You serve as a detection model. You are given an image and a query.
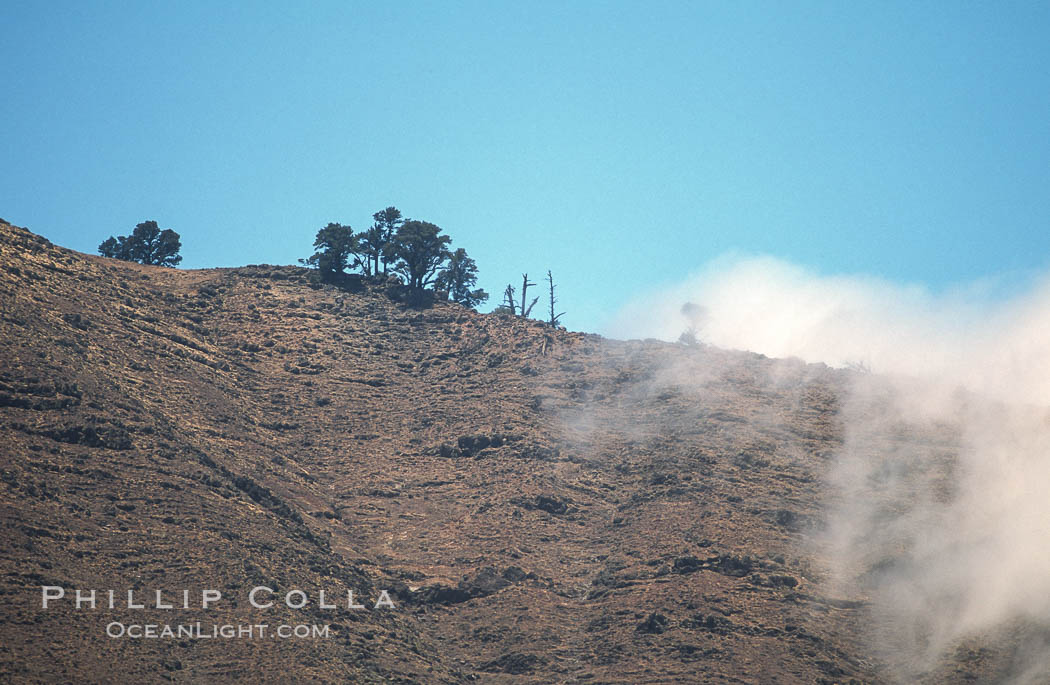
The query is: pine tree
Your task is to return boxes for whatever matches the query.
[436,248,488,308]
[98,221,182,267]
[388,220,451,289]
[302,223,361,279]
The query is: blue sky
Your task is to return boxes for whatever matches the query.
[3,1,1049,333]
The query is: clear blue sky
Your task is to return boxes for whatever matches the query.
[3,1,1049,333]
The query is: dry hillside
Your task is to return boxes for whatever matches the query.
[0,220,1010,683]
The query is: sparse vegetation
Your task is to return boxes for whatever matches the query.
[495,271,563,323]
[3,220,924,684]
[495,284,517,315]
[300,209,486,307]
[360,206,403,276]
[98,221,182,267]
[388,219,452,290]
[546,270,564,328]
[678,327,699,346]
[845,359,872,374]
[300,223,361,280]
[436,248,488,308]
[519,273,539,318]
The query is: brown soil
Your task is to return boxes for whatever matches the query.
[0,220,998,683]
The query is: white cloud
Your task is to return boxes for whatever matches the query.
[609,256,1050,681]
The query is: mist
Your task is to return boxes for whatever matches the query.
[609,256,1050,682]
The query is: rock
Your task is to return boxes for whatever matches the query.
[637,612,670,634]
[416,585,473,605]
[513,494,571,515]
[713,554,754,577]
[768,574,798,588]
[686,613,734,635]
[458,434,491,456]
[672,556,703,575]
[480,652,546,674]
[460,566,510,597]
[502,565,527,582]
[773,508,808,532]
[413,566,514,606]
[32,419,132,450]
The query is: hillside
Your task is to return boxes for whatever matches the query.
[0,219,1005,683]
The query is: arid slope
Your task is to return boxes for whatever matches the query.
[0,220,942,683]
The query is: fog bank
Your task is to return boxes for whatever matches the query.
[611,256,1050,682]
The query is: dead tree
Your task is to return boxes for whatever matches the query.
[501,284,517,315]
[520,273,539,318]
[546,270,565,328]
